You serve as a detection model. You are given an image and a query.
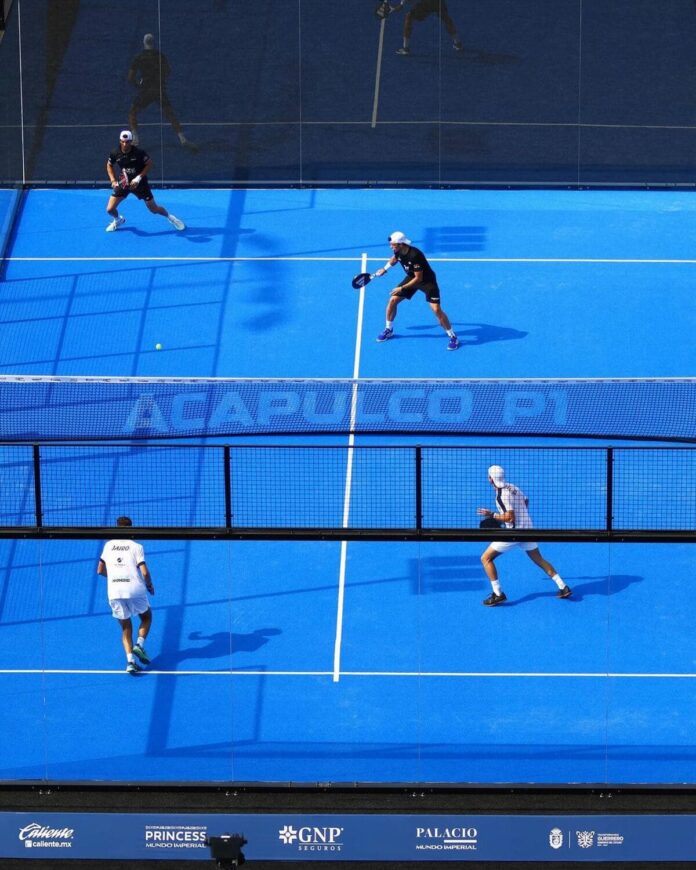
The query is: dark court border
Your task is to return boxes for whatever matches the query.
[1,783,696,870]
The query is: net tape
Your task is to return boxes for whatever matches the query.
[0,376,693,442]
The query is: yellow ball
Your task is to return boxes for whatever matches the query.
[155,343,162,350]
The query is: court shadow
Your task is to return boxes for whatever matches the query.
[507,574,642,607]
[408,555,483,596]
[464,48,520,66]
[151,627,282,668]
[119,225,255,242]
[405,322,527,345]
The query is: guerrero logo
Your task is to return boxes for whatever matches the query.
[278,825,344,852]
[415,826,478,852]
[549,828,564,849]
[19,822,74,849]
[144,824,208,850]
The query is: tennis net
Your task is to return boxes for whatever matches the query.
[0,376,693,442]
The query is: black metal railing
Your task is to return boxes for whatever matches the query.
[0,443,693,542]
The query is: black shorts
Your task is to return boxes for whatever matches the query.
[394,278,441,304]
[130,86,174,114]
[112,180,154,202]
[410,0,449,21]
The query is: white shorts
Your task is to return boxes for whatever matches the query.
[109,595,150,620]
[489,540,538,554]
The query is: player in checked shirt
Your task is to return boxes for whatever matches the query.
[105,129,185,233]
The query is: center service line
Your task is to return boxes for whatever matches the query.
[332,252,368,684]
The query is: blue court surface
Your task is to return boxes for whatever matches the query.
[0,188,694,785]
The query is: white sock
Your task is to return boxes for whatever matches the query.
[127,653,135,663]
[491,580,502,595]
[447,329,455,337]
[402,38,410,49]
[551,573,565,589]
[135,636,144,649]
[386,320,394,329]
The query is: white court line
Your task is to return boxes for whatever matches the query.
[9,256,696,264]
[332,253,368,684]
[2,669,696,678]
[371,17,387,128]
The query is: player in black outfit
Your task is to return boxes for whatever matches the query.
[105,130,185,233]
[127,33,197,151]
[392,0,463,56]
[374,231,460,350]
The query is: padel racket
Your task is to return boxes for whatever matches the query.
[117,167,130,191]
[351,272,375,289]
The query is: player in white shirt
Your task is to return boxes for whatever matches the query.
[477,465,571,607]
[97,516,155,674]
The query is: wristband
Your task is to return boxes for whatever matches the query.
[383,262,392,271]
[133,175,142,184]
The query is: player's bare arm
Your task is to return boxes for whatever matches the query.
[477,507,515,524]
[140,562,155,595]
[106,162,118,189]
[129,158,153,190]
[397,265,422,291]
[375,254,398,278]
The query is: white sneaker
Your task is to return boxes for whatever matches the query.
[105,216,126,232]
[167,214,185,231]
[396,46,410,55]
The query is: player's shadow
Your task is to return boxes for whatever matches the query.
[462,48,520,65]
[118,226,255,243]
[505,574,642,607]
[406,322,527,345]
[152,627,282,668]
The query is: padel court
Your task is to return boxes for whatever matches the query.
[0,187,694,785]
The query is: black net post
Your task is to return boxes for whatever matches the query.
[606,447,614,532]
[32,444,42,528]
[415,444,423,531]
[224,445,232,529]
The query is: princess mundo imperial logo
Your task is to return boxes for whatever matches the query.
[415,825,478,852]
[18,822,74,849]
[144,824,208,850]
[278,824,344,853]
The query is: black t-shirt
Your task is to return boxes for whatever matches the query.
[108,145,150,182]
[128,49,170,88]
[395,245,437,285]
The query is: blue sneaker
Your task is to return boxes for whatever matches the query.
[447,335,460,351]
[377,328,394,342]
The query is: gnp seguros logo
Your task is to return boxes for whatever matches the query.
[18,822,74,849]
[278,824,344,852]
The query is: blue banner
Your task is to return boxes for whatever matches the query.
[2,812,696,861]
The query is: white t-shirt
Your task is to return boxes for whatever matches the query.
[495,484,533,529]
[100,539,147,600]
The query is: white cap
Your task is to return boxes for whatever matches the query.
[388,231,411,245]
[488,465,506,486]
[143,33,155,48]
[119,130,133,142]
